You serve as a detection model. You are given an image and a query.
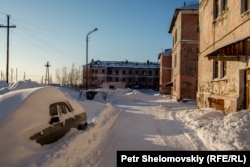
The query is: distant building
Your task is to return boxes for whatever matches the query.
[168,3,199,100]
[158,49,172,94]
[197,0,250,114]
[83,60,160,89]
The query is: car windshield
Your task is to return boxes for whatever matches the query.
[49,102,73,116]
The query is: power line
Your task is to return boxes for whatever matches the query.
[12,16,82,41]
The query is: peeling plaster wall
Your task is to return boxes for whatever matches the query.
[197,58,247,114]
[198,0,250,114]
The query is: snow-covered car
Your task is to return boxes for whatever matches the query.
[30,100,87,145]
[0,86,87,146]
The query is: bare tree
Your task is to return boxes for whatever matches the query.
[68,63,82,87]
[54,63,82,87]
[55,68,61,85]
[49,75,53,84]
[61,66,68,86]
[75,65,81,86]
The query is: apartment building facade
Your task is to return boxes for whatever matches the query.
[158,49,172,94]
[83,60,160,89]
[197,0,250,114]
[168,3,199,100]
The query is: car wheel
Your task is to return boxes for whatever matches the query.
[77,122,88,130]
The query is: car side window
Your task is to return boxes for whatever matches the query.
[49,104,58,116]
[49,102,73,124]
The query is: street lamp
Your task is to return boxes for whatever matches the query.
[85,28,98,90]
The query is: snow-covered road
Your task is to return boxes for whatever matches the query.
[81,98,206,167]
[1,84,249,167]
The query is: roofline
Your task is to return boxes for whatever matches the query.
[168,6,199,33]
[158,49,172,59]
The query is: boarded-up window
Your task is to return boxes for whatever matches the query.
[213,60,219,79]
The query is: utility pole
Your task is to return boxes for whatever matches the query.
[0,15,16,84]
[45,61,51,85]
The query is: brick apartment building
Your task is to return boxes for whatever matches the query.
[83,60,160,89]
[158,49,172,94]
[197,0,250,114]
[168,3,199,100]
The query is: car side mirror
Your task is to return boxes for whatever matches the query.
[49,117,59,124]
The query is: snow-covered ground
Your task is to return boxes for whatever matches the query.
[0,80,250,167]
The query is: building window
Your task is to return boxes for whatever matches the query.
[221,0,227,11]
[197,20,199,33]
[172,36,175,47]
[108,70,112,75]
[213,60,219,79]
[116,70,119,75]
[213,61,227,79]
[174,30,177,45]
[155,70,158,75]
[102,69,105,73]
[241,0,250,13]
[222,61,227,78]
[174,54,177,67]
[213,0,219,19]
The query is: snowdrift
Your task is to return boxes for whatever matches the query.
[9,79,40,91]
[107,89,161,104]
[0,79,40,95]
[0,86,86,167]
[177,108,250,150]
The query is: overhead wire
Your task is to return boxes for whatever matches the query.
[2,14,83,64]
[0,10,85,72]
[12,17,82,41]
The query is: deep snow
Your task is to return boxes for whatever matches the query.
[0,80,250,167]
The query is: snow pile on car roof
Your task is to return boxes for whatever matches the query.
[9,79,40,91]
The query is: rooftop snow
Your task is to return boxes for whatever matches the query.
[86,60,160,69]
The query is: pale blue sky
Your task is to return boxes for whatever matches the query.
[0,0,197,83]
